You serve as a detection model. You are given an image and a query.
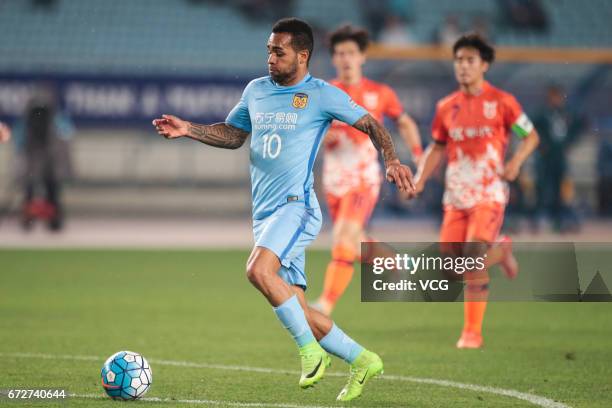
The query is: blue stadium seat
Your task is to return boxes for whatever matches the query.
[0,0,609,75]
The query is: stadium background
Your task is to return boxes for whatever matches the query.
[0,0,611,231]
[1,1,612,407]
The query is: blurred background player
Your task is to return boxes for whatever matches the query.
[153,18,414,401]
[12,83,75,231]
[311,24,422,316]
[532,84,586,233]
[0,122,10,143]
[409,34,539,349]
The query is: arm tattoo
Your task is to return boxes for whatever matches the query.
[187,122,249,149]
[353,114,399,164]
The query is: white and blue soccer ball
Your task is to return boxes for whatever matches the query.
[101,351,152,400]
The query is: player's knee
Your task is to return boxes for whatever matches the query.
[334,221,360,239]
[246,261,268,287]
[333,224,361,257]
[331,241,357,263]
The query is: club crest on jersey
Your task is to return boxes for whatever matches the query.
[483,101,497,119]
[292,93,309,109]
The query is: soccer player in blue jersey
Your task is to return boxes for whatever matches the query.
[153,18,414,402]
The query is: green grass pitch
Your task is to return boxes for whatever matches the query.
[1,249,610,407]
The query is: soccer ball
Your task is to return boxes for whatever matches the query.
[101,351,152,400]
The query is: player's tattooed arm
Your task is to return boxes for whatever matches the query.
[153,114,248,149]
[187,122,249,149]
[352,114,415,192]
[352,114,399,165]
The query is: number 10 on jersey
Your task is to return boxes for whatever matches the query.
[262,133,282,159]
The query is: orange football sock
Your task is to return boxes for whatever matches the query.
[463,301,487,334]
[463,283,489,334]
[321,243,356,305]
[463,267,490,334]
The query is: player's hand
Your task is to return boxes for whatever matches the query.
[385,159,415,193]
[0,122,10,143]
[402,176,424,200]
[502,159,521,182]
[152,114,189,139]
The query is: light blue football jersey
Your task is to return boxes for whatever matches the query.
[225,73,368,220]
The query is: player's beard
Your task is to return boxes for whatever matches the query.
[270,59,299,86]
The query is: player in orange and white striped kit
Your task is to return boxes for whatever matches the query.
[311,25,423,316]
[410,34,539,348]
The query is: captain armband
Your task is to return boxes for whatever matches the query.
[511,113,534,138]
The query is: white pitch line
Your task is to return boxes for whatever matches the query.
[1,352,570,408]
[71,393,338,408]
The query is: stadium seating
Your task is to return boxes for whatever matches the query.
[0,0,271,74]
[0,0,610,75]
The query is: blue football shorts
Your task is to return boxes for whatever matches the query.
[253,202,322,290]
